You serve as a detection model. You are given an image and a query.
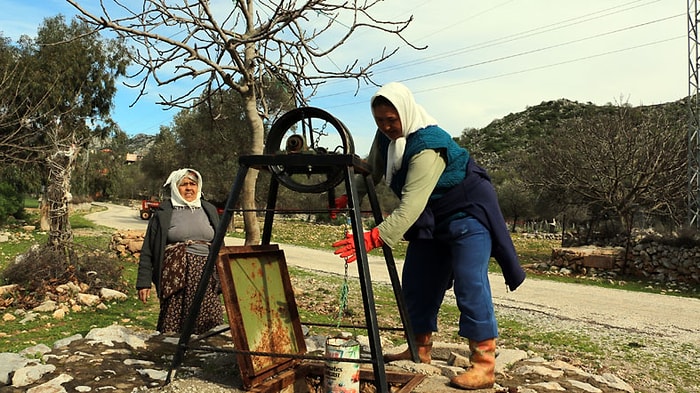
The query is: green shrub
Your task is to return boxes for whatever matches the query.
[0,182,23,224]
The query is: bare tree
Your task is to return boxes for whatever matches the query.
[66,0,421,245]
[45,128,79,245]
[524,104,687,233]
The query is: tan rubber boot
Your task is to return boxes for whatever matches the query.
[383,332,433,364]
[449,338,496,390]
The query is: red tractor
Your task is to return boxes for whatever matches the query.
[139,199,161,220]
[140,199,224,220]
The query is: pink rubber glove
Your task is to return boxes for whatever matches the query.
[332,227,383,263]
[329,194,348,219]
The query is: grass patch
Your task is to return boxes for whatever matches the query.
[511,235,560,265]
[0,296,155,353]
[500,316,603,356]
[70,214,97,229]
[0,232,47,273]
[23,198,40,209]
[0,204,160,352]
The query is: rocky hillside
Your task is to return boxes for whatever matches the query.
[125,133,157,157]
[455,97,688,157]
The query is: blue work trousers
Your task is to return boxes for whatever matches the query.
[401,216,498,342]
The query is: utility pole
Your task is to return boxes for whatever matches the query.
[688,0,700,227]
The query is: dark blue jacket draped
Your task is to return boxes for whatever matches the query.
[379,128,526,291]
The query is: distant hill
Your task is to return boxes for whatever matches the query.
[456,97,688,157]
[125,133,156,157]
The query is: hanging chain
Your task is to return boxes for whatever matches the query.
[336,260,350,328]
[336,214,351,328]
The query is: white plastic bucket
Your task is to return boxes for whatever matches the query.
[324,337,360,393]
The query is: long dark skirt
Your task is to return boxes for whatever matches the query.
[158,246,223,335]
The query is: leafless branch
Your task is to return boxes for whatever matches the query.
[65,0,423,246]
[65,0,422,114]
[527,104,687,226]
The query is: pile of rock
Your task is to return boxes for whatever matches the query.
[0,283,128,323]
[0,324,161,392]
[628,240,700,284]
[0,229,38,244]
[111,230,145,259]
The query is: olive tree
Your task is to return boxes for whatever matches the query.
[0,36,49,165]
[66,0,421,245]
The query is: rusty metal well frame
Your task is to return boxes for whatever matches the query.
[166,108,418,393]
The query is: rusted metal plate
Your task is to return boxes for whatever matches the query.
[216,245,306,389]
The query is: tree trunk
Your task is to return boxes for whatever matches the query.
[242,168,260,245]
[46,144,79,248]
[241,92,264,246]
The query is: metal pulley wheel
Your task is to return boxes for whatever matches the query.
[264,107,355,193]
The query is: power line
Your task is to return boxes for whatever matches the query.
[316,0,685,102]
[414,36,681,94]
[372,0,661,76]
[401,14,682,83]
[377,0,668,77]
[113,1,682,132]
[318,35,680,110]
[412,0,517,44]
[312,0,668,99]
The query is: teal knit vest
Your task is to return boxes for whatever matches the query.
[380,125,470,198]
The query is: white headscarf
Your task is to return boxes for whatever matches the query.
[163,168,203,209]
[371,82,437,184]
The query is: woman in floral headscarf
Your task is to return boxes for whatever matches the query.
[136,168,223,335]
[332,82,525,390]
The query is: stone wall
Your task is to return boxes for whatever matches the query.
[549,242,700,285]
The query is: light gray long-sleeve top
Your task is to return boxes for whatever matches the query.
[356,134,446,247]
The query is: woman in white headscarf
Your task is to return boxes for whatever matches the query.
[332,82,525,390]
[136,168,223,335]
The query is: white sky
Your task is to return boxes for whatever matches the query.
[0,0,687,155]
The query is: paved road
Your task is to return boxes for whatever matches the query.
[86,202,700,346]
